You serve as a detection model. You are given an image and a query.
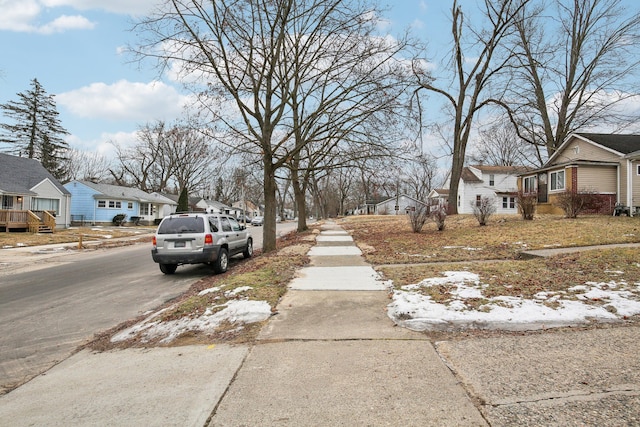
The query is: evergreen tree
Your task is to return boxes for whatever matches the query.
[177,187,189,212]
[0,78,70,180]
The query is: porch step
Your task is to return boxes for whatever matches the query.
[37,225,53,234]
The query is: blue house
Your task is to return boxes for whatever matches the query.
[64,180,177,226]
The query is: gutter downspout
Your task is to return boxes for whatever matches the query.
[627,159,634,217]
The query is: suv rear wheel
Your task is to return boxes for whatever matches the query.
[159,263,178,275]
[213,248,229,274]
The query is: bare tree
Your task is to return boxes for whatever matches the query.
[110,120,217,195]
[165,124,217,196]
[501,0,640,158]
[282,5,415,230]
[401,154,440,201]
[64,149,113,182]
[110,121,175,192]
[469,120,541,166]
[133,0,415,251]
[414,0,528,214]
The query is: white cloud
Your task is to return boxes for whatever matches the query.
[38,14,94,33]
[0,0,95,33]
[40,0,161,16]
[66,131,137,156]
[411,19,424,30]
[0,0,43,32]
[0,0,159,33]
[57,80,189,121]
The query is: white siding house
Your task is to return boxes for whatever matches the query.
[441,165,527,214]
[375,194,426,215]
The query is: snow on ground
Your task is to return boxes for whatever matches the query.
[111,286,272,344]
[111,270,640,344]
[387,271,640,332]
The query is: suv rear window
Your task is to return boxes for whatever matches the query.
[157,217,205,234]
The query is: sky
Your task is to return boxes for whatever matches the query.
[0,0,451,159]
[2,0,640,162]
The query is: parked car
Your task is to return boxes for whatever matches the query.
[251,216,264,226]
[151,212,253,275]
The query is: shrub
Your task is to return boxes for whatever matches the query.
[517,190,537,220]
[471,196,496,226]
[430,203,447,231]
[112,213,127,226]
[407,204,430,233]
[554,189,599,218]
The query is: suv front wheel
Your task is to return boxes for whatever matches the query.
[213,248,229,274]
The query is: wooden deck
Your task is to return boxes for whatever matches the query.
[0,210,56,233]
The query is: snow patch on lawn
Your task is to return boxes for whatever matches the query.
[388,271,640,332]
[111,300,272,344]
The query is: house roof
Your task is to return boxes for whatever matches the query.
[200,199,230,210]
[574,133,640,155]
[471,165,531,174]
[0,153,70,196]
[148,192,178,205]
[531,132,640,172]
[461,167,482,182]
[77,180,155,202]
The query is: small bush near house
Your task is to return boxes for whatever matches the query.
[430,204,447,231]
[407,205,430,233]
[471,196,496,226]
[554,189,599,219]
[112,213,127,226]
[517,190,536,220]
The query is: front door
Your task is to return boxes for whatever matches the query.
[537,173,548,203]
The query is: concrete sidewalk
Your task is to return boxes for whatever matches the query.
[1,222,639,426]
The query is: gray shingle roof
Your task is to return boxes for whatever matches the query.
[0,153,70,195]
[78,180,154,201]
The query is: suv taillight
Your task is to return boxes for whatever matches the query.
[204,234,213,245]
[152,236,157,248]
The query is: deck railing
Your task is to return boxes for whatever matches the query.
[0,209,55,232]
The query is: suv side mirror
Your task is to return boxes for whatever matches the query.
[239,225,246,231]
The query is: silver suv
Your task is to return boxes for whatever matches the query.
[151,212,253,275]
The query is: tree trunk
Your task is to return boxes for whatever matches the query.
[262,161,278,253]
[291,169,308,232]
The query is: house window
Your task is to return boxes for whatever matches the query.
[140,203,150,216]
[489,174,495,186]
[475,195,482,207]
[523,176,536,194]
[127,202,133,209]
[108,201,122,209]
[98,200,106,208]
[2,195,14,209]
[637,164,640,175]
[550,170,565,191]
[31,198,59,214]
[502,197,515,209]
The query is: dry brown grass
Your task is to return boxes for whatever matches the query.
[0,226,155,248]
[341,214,640,313]
[341,214,640,264]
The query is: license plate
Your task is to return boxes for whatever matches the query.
[174,241,185,248]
